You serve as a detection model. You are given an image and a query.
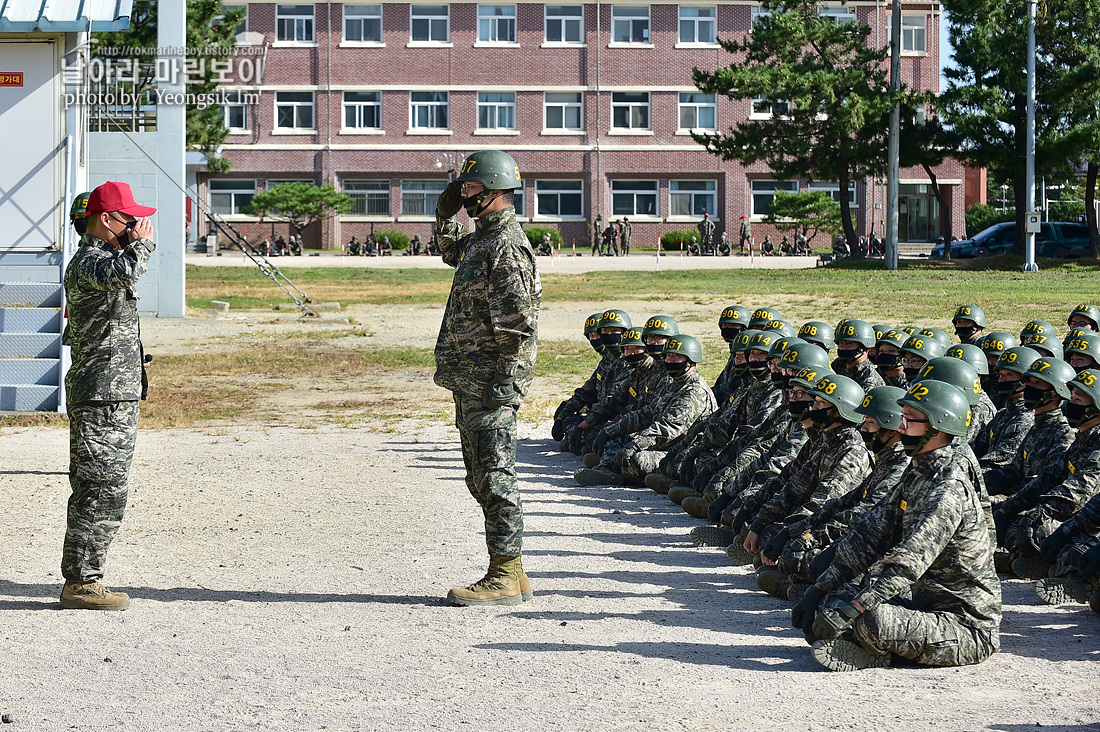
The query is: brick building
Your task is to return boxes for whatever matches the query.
[203,0,962,250]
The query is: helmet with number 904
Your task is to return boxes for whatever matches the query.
[854,385,907,430]
[807,373,865,423]
[898,380,971,437]
[799,321,835,350]
[1021,357,1076,399]
[663,334,703,364]
[642,314,679,338]
[455,150,522,190]
[584,312,603,336]
[913,357,982,406]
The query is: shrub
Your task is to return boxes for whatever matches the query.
[965,204,1014,237]
[524,225,561,248]
[374,230,410,251]
[659,230,699,251]
[1049,200,1086,222]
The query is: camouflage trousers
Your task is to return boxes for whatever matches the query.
[62,400,140,582]
[455,395,523,556]
[617,446,669,484]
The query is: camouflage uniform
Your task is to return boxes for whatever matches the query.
[972,396,1034,476]
[844,359,886,391]
[986,409,1073,499]
[967,391,997,446]
[718,418,809,525]
[61,232,155,582]
[559,347,622,452]
[593,357,671,470]
[435,206,541,557]
[712,348,742,405]
[816,442,1001,667]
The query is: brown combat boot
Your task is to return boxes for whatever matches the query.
[583,452,600,468]
[516,555,534,602]
[681,496,712,519]
[448,556,525,607]
[60,580,130,611]
[667,486,699,505]
[645,474,673,494]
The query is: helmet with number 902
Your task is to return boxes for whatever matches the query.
[898,380,971,437]
[455,150,522,190]
[599,308,632,330]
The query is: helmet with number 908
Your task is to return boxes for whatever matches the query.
[799,321,835,350]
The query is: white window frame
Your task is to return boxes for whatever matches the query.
[817,5,856,25]
[901,14,927,54]
[512,188,526,217]
[343,179,391,216]
[477,5,517,44]
[610,6,651,45]
[543,92,583,132]
[343,91,382,131]
[276,5,314,43]
[544,5,583,45]
[477,92,517,130]
[209,179,256,216]
[534,179,584,219]
[611,92,650,131]
[410,5,450,44]
[274,91,315,130]
[223,90,248,132]
[678,6,717,46]
[677,92,716,132]
[409,91,449,131]
[750,180,798,219]
[265,179,314,191]
[611,179,658,218]
[750,94,791,119]
[343,5,383,44]
[401,179,448,217]
[808,181,857,208]
[670,180,717,218]
[750,6,771,26]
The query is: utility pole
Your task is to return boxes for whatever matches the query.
[1023,0,1039,272]
[885,0,902,270]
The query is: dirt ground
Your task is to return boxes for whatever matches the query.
[2,304,1098,731]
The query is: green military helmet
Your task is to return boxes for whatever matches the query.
[873,324,895,342]
[1022,357,1076,399]
[642,314,679,338]
[791,366,832,390]
[900,325,919,336]
[898,380,971,437]
[768,336,805,361]
[854,385,907,430]
[944,343,990,376]
[1063,328,1089,349]
[1064,330,1100,365]
[952,304,987,328]
[835,319,877,349]
[599,308,632,330]
[663,334,703,364]
[70,191,92,222]
[1020,319,1056,341]
[913,357,982,406]
[746,330,777,355]
[732,329,764,353]
[761,319,797,339]
[781,340,832,373]
[584,312,603,335]
[995,346,1041,376]
[1067,303,1100,331]
[719,305,751,328]
[918,327,952,349]
[835,317,851,333]
[748,306,784,330]
[1022,333,1063,359]
[455,150,522,190]
[900,334,946,361]
[978,331,1019,358]
[620,327,646,348]
[1068,369,1100,409]
[807,373,865,423]
[876,328,909,350]
[798,321,835,350]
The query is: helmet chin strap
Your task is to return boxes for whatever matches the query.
[464,190,499,217]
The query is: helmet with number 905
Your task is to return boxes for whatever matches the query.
[719,305,751,328]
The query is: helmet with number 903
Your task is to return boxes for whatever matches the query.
[898,380,971,437]
[620,327,645,348]
[807,373,865,423]
[455,150,522,190]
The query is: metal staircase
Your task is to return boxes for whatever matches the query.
[0,251,67,412]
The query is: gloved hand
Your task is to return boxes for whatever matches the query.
[762,527,791,563]
[551,418,565,442]
[593,430,611,453]
[1040,526,1071,563]
[436,179,464,219]
[483,372,516,409]
[808,541,839,580]
[709,492,733,524]
[777,537,808,577]
[811,602,862,642]
[791,585,824,632]
[1078,542,1100,580]
[993,508,1013,546]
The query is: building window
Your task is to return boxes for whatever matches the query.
[901,15,926,52]
[612,180,658,217]
[611,92,650,130]
[535,180,584,217]
[411,5,449,42]
[678,92,716,130]
[679,6,716,44]
[817,6,856,25]
[545,5,583,44]
[751,180,798,217]
[209,179,256,215]
[276,5,314,42]
[223,91,248,130]
[670,180,717,217]
[750,6,771,26]
[478,5,516,43]
[401,180,448,216]
[808,181,857,207]
[344,180,391,215]
[344,5,382,43]
[410,91,449,129]
[544,92,583,130]
[344,91,381,129]
[513,189,525,216]
[275,91,314,129]
[611,6,650,43]
[751,95,790,118]
[477,92,516,130]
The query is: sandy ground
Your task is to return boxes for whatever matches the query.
[2,304,1098,730]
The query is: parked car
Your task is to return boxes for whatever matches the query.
[931,221,1094,259]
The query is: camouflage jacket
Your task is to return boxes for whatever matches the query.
[567,349,622,411]
[991,408,1074,507]
[588,356,670,425]
[727,419,809,498]
[63,233,155,404]
[715,393,789,471]
[749,424,872,533]
[712,349,740,405]
[789,441,910,549]
[881,369,908,389]
[845,358,886,391]
[434,207,541,400]
[612,369,716,451]
[967,391,997,446]
[1009,423,1100,522]
[818,442,1001,633]
[739,426,823,516]
[1060,433,1100,536]
[973,397,1034,474]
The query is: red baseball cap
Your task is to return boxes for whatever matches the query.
[87,181,157,217]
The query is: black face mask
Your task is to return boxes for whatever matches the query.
[734,361,750,376]
[747,362,769,380]
[1023,385,1053,410]
[1063,402,1096,427]
[903,366,922,380]
[110,215,136,247]
[955,326,978,343]
[876,353,900,370]
[771,372,790,388]
[589,337,605,354]
[996,378,1020,398]
[624,352,648,367]
[899,431,930,456]
[462,190,494,217]
[601,332,623,347]
[835,348,860,365]
[720,327,741,343]
[860,429,877,446]
[646,342,665,357]
[788,400,810,418]
[666,361,690,378]
[809,406,834,425]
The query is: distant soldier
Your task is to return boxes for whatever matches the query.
[602,222,619,256]
[739,215,752,254]
[698,213,716,254]
[592,215,603,256]
[760,235,775,256]
[718,231,731,256]
[619,218,632,255]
